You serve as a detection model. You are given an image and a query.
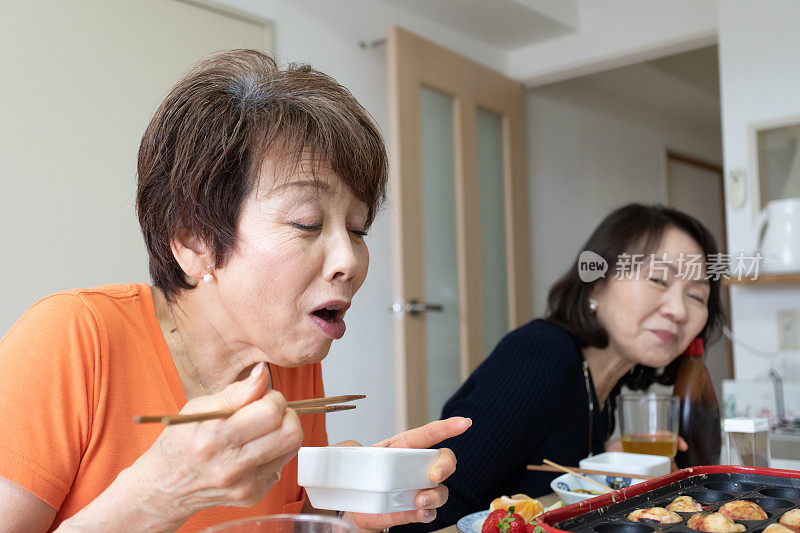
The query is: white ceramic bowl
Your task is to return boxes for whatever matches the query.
[549,473,612,506]
[297,447,438,514]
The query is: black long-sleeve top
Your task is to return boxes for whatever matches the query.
[393,319,612,533]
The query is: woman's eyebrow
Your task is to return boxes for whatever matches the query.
[663,263,711,286]
[268,179,332,196]
[649,261,711,286]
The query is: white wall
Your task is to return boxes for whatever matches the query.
[717,0,800,381]
[526,79,722,315]
[0,0,495,447]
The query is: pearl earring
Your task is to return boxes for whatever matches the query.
[587,297,598,312]
[202,265,214,283]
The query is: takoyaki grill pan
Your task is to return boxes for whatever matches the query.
[537,466,800,533]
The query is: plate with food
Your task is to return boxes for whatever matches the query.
[457,494,561,533]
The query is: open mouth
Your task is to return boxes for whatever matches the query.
[312,307,340,323]
[310,300,350,323]
[310,300,350,340]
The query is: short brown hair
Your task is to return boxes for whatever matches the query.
[545,204,725,389]
[137,49,387,299]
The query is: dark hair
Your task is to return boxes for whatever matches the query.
[137,49,387,299]
[545,203,725,390]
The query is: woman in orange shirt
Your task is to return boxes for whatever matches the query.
[0,50,468,532]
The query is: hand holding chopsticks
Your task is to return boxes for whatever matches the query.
[134,394,365,425]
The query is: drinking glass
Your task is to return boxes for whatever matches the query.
[619,393,680,458]
[200,514,356,533]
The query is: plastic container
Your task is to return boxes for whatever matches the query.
[723,417,770,467]
[297,447,438,513]
[673,338,722,467]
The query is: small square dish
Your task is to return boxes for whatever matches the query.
[579,451,670,488]
[298,447,439,514]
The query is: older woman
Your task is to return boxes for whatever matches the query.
[0,50,467,531]
[394,203,725,532]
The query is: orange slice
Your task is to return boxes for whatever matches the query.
[489,494,544,524]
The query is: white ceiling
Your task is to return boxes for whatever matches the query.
[375,0,720,131]
[376,0,576,48]
[576,46,721,131]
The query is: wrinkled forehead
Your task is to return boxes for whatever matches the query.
[253,150,340,199]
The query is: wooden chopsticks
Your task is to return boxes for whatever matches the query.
[134,394,365,426]
[534,459,615,493]
[526,463,656,480]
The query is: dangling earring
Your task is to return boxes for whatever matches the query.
[587,297,598,312]
[202,265,214,283]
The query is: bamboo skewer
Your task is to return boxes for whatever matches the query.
[134,395,364,425]
[527,464,656,480]
[542,459,615,493]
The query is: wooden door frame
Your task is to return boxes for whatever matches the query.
[388,26,530,430]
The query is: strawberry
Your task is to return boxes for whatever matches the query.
[482,506,528,533]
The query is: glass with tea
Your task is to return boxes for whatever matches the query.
[200,515,356,533]
[619,393,680,458]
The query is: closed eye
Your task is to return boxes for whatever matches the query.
[291,222,321,232]
[350,229,368,237]
[648,277,667,286]
[688,293,707,304]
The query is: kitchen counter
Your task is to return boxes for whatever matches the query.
[770,426,800,470]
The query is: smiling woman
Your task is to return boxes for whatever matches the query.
[392,204,726,533]
[0,49,470,532]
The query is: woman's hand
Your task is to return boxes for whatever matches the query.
[123,363,302,528]
[672,436,689,471]
[340,417,471,531]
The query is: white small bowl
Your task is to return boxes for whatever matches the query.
[579,452,670,477]
[549,473,612,506]
[298,447,438,514]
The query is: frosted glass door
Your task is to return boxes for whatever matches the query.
[420,87,461,421]
[477,107,509,356]
[388,26,529,430]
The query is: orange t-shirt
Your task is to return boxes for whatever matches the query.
[0,283,328,531]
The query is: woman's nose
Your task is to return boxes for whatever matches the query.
[322,230,360,282]
[661,288,688,322]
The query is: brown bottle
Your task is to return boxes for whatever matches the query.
[673,338,721,467]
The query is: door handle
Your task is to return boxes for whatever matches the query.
[390,299,445,317]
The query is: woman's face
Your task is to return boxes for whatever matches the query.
[592,227,711,367]
[212,157,370,367]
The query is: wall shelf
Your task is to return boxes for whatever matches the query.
[723,272,800,286]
